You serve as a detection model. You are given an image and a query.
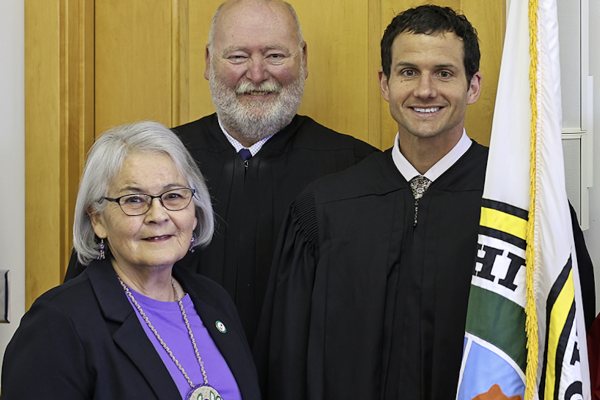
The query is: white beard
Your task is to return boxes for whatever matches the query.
[208,62,305,143]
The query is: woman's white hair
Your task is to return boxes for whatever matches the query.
[73,121,214,265]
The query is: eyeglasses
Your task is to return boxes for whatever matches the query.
[99,188,196,216]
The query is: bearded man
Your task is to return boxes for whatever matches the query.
[64,0,377,346]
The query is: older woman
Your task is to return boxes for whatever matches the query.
[2,122,261,400]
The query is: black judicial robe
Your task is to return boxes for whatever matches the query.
[64,113,378,346]
[255,143,489,400]
[255,142,596,400]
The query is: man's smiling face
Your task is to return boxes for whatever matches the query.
[379,31,481,145]
[205,0,307,145]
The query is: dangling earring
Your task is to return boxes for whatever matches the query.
[189,235,196,253]
[97,239,106,260]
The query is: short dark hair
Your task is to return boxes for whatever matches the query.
[380,5,480,83]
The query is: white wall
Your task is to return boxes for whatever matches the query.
[0,0,25,372]
[584,1,600,313]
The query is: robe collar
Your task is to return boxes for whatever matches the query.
[392,129,472,182]
[217,117,273,157]
[206,113,314,158]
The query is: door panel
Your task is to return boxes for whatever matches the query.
[95,0,173,133]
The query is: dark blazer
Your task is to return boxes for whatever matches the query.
[2,259,261,400]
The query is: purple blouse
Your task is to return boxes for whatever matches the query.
[125,287,243,400]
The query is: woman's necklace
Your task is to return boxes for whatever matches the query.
[117,275,223,400]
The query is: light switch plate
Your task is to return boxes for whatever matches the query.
[0,269,10,323]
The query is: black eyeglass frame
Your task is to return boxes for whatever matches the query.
[98,187,196,216]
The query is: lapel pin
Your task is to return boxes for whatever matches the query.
[215,320,227,333]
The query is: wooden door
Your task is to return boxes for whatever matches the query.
[25,0,95,306]
[25,0,504,307]
[95,0,504,147]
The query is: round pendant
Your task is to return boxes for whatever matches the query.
[186,384,223,400]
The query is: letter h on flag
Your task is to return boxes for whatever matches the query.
[456,1,591,400]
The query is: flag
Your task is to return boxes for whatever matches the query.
[456,1,590,399]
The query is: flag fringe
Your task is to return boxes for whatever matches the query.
[525,1,539,399]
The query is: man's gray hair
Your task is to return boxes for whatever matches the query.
[73,121,214,265]
[208,0,304,52]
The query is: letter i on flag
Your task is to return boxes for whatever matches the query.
[456,1,591,400]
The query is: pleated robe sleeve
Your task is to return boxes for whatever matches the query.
[254,189,320,400]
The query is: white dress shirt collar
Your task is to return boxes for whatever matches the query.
[218,118,274,157]
[391,129,472,183]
